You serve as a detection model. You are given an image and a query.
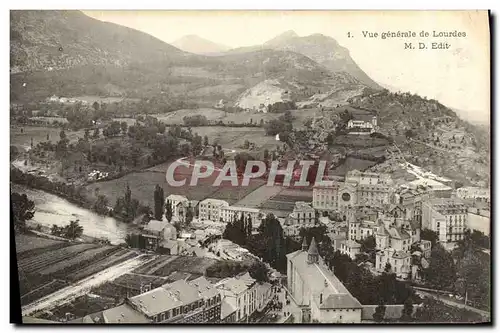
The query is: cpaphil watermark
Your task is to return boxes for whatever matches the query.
[166,159,330,187]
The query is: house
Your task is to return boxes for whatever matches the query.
[220,206,261,224]
[199,199,230,222]
[142,220,177,251]
[339,240,362,260]
[286,238,363,323]
[69,303,151,324]
[220,297,238,323]
[456,187,490,203]
[287,201,316,225]
[376,248,411,279]
[421,198,468,246]
[215,272,262,322]
[347,113,377,135]
[127,278,221,323]
[165,194,189,219]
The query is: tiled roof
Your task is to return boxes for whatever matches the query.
[318,293,363,309]
[129,287,183,316]
[144,220,167,233]
[189,276,219,299]
[102,303,150,324]
[393,251,411,259]
[220,297,237,319]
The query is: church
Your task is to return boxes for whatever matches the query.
[286,238,363,323]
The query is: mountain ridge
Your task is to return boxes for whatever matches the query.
[171,34,230,55]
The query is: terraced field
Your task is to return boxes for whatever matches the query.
[15,234,66,254]
[18,243,99,274]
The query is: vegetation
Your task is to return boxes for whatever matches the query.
[153,185,165,221]
[11,191,35,232]
[50,220,84,240]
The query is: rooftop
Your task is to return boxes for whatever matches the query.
[165,194,188,203]
[200,198,230,206]
[102,303,150,324]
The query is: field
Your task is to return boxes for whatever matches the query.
[15,234,66,254]
[86,158,268,208]
[10,126,86,150]
[330,157,379,177]
[16,235,139,306]
[132,255,218,277]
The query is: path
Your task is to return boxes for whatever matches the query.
[22,254,156,316]
[416,290,490,318]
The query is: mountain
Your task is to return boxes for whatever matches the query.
[10,10,186,73]
[171,35,230,55]
[226,31,382,90]
[10,11,369,107]
[262,32,382,89]
[348,89,490,186]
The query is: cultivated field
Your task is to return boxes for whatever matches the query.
[17,235,139,306]
[330,157,379,177]
[133,255,218,277]
[86,158,268,208]
[15,234,66,254]
[10,126,86,150]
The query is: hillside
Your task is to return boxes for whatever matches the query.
[10,10,186,73]
[349,89,490,186]
[171,35,230,55]
[10,11,369,107]
[227,31,382,90]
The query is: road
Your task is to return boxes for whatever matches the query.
[416,290,490,319]
[22,254,156,316]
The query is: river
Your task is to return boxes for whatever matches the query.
[11,184,131,245]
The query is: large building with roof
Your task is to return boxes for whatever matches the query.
[199,199,230,222]
[421,197,468,246]
[141,220,177,251]
[286,237,363,323]
[126,277,221,323]
[313,170,394,214]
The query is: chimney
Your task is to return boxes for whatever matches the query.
[320,293,323,304]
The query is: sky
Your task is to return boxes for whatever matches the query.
[84,10,490,123]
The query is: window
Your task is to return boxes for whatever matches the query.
[161,313,165,321]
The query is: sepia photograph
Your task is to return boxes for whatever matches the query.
[9,9,491,325]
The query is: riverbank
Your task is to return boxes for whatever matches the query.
[12,184,134,245]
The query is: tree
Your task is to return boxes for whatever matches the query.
[165,200,173,222]
[249,261,269,283]
[120,121,128,135]
[421,228,439,246]
[59,129,67,141]
[424,243,457,289]
[263,149,269,160]
[63,219,84,240]
[11,192,35,232]
[51,224,62,237]
[384,262,392,273]
[246,216,252,238]
[93,127,99,139]
[185,205,194,226]
[400,297,414,321]
[92,101,100,112]
[373,300,386,322]
[93,194,109,215]
[203,135,209,147]
[84,129,90,140]
[153,185,165,221]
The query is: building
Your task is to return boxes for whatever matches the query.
[127,278,221,323]
[422,198,468,245]
[215,272,269,322]
[339,240,362,260]
[220,206,261,224]
[141,220,177,251]
[467,207,490,236]
[313,170,393,214]
[347,113,378,135]
[165,194,189,219]
[286,238,363,323]
[287,201,316,225]
[220,297,238,323]
[375,248,412,279]
[199,199,230,222]
[456,187,490,203]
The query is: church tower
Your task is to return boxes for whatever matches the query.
[307,237,319,264]
[302,237,308,251]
